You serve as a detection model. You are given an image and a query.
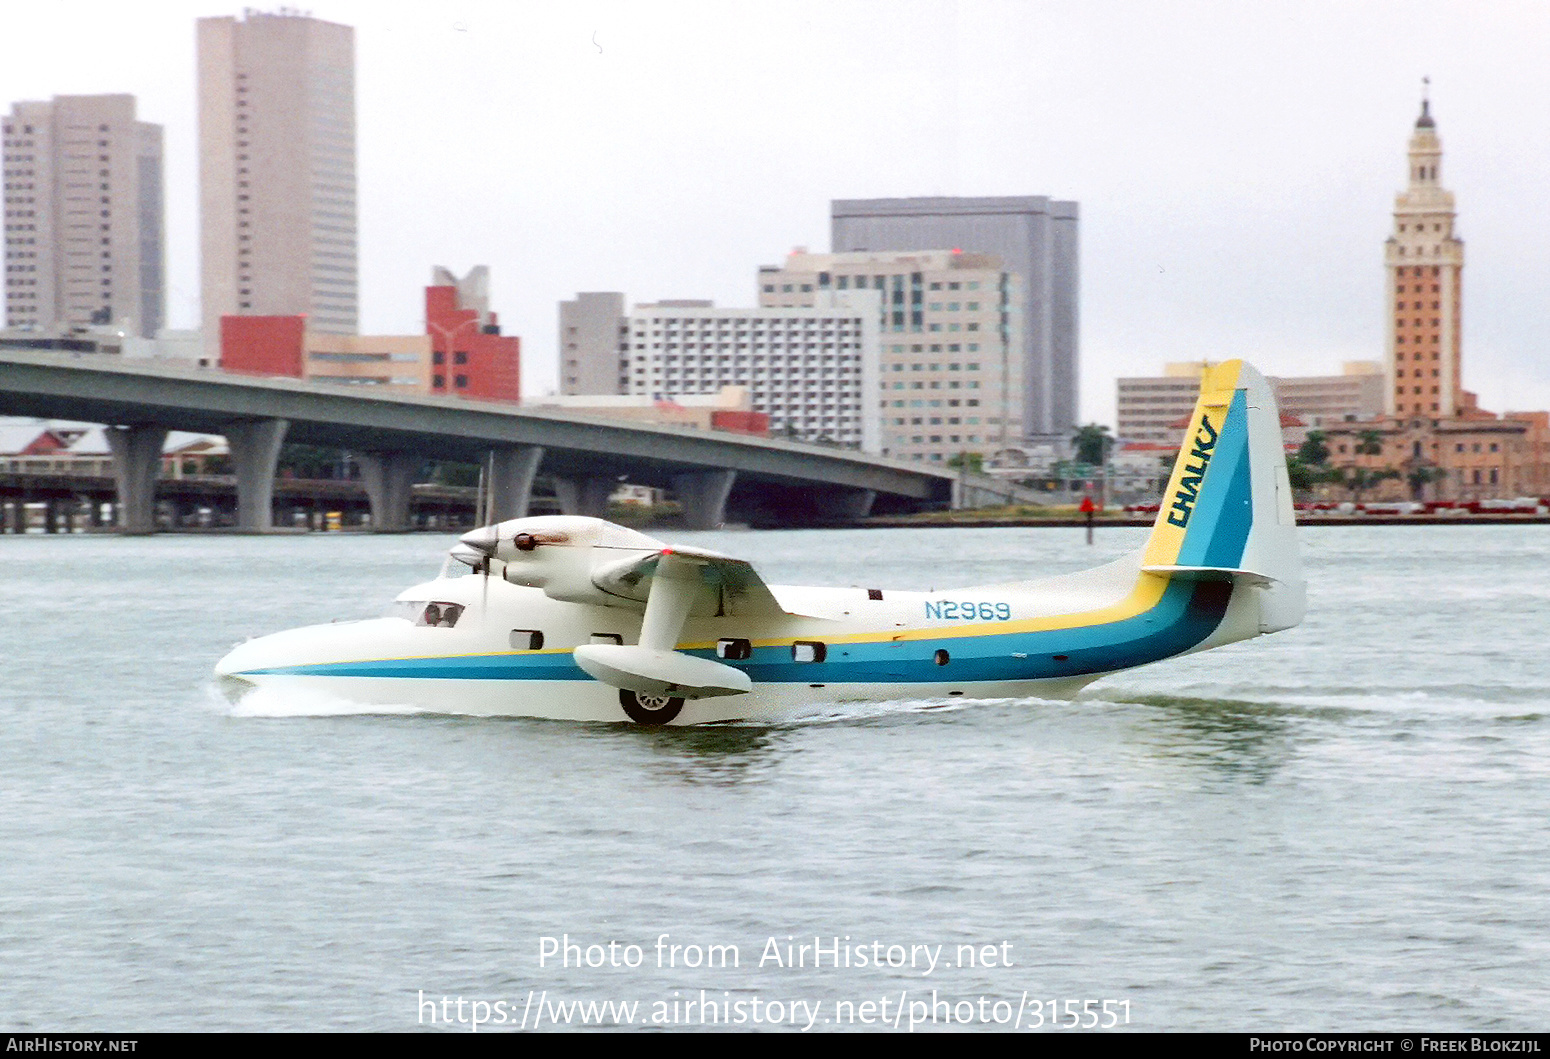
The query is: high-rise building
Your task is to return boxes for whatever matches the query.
[3,94,164,336]
[198,10,357,360]
[559,290,882,451]
[559,292,628,395]
[758,249,1019,463]
[831,196,1078,445]
[1385,97,1464,420]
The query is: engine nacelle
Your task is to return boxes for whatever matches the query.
[459,516,664,606]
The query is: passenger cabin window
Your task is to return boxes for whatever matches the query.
[791,641,827,663]
[590,633,624,645]
[510,629,544,651]
[717,638,752,660]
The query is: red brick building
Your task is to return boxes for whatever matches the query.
[217,265,521,403]
[220,315,306,377]
[425,266,520,402]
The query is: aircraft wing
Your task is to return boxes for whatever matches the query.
[590,545,798,618]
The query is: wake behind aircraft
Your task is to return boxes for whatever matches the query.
[215,361,1305,725]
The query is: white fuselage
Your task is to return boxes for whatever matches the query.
[214,554,1266,725]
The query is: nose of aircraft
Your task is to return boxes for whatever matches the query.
[215,635,267,679]
[214,638,261,701]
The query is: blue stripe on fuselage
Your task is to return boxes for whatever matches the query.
[236,579,1234,685]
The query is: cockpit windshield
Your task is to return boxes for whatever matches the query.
[438,554,473,579]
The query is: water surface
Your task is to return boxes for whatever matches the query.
[1,525,1546,1030]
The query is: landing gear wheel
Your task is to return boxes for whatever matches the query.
[620,689,685,726]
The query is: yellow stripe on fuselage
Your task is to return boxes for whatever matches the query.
[678,570,1175,650]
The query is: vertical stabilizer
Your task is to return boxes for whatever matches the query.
[1141,361,1305,634]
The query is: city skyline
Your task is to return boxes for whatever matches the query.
[3,2,1548,426]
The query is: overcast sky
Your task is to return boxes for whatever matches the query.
[6,1,1549,426]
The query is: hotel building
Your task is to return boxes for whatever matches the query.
[831,196,1078,445]
[756,249,1021,464]
[560,290,881,451]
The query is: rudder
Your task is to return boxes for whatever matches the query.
[1140,360,1305,633]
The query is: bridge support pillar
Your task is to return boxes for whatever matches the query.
[552,476,616,519]
[485,445,544,524]
[671,469,736,530]
[358,451,420,533]
[106,424,169,535]
[225,418,289,533]
[833,488,876,521]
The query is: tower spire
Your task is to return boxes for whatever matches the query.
[1417,76,1434,129]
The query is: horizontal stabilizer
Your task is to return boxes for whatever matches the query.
[1141,565,1279,587]
[573,644,752,699]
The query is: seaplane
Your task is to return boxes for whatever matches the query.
[215,361,1305,725]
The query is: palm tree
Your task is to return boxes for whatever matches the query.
[1297,430,1330,467]
[1071,423,1114,467]
[1406,465,1447,502]
[946,452,985,475]
[1338,466,1401,503]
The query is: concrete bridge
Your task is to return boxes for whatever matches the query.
[0,349,980,532]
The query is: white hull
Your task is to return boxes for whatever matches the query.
[220,672,1102,725]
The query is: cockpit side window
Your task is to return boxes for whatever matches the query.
[402,602,464,627]
[384,599,466,626]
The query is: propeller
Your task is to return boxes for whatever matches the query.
[479,552,491,626]
[455,526,501,625]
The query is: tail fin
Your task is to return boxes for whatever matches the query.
[1140,360,1305,633]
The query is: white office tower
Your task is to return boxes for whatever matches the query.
[198,10,357,359]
